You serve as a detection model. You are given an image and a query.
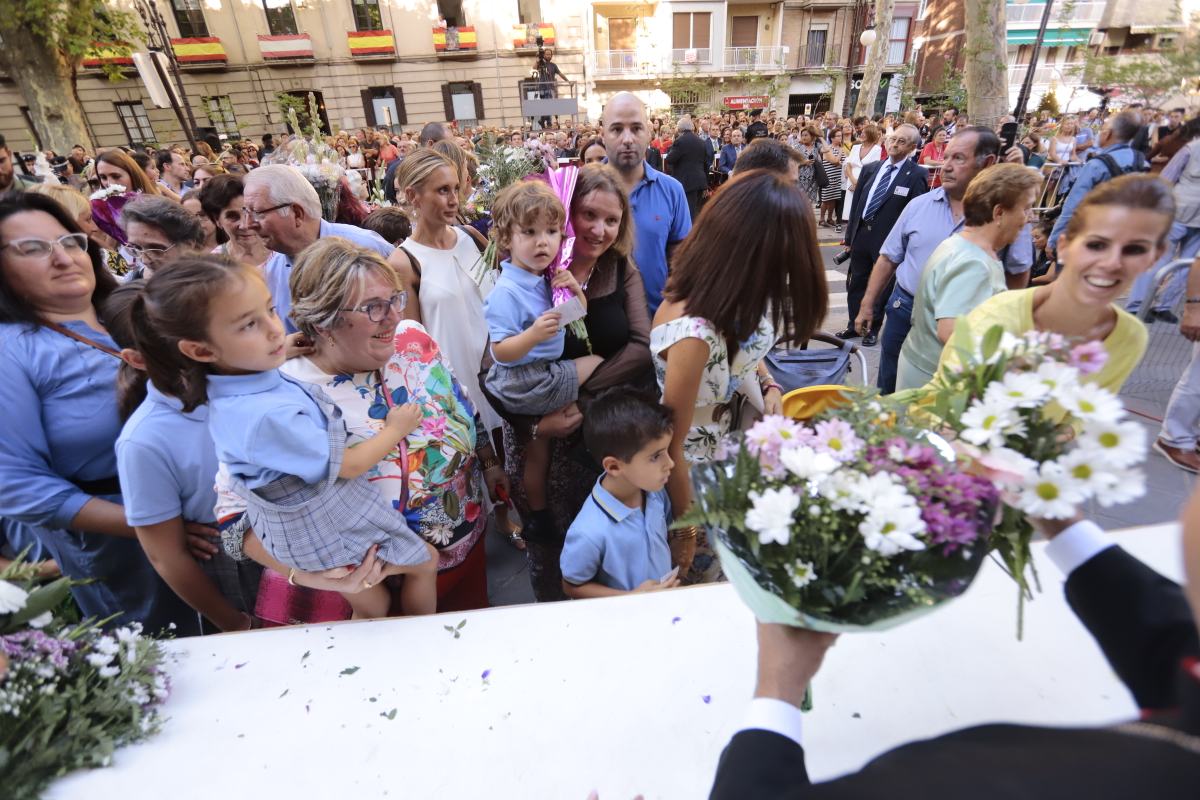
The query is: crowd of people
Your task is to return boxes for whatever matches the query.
[2,88,1200,791]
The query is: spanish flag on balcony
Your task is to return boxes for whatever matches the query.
[81,43,133,68]
[348,30,395,57]
[433,26,477,52]
[171,37,227,64]
[512,23,556,48]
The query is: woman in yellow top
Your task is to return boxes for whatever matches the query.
[933,174,1176,394]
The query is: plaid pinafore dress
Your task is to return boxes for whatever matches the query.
[230,383,429,573]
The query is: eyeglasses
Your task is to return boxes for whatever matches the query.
[339,292,407,323]
[241,203,291,222]
[3,233,89,259]
[126,241,178,260]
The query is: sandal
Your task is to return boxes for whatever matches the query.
[495,507,526,551]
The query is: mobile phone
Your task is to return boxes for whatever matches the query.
[999,122,1019,155]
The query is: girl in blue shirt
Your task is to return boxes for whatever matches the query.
[130,256,437,620]
[105,282,262,632]
[483,181,599,540]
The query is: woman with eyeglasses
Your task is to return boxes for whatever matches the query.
[213,238,498,620]
[119,195,207,281]
[0,191,207,636]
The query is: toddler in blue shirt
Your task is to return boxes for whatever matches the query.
[560,391,682,597]
[484,181,602,542]
[131,256,437,620]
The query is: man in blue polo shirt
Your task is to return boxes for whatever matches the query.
[243,164,394,333]
[602,92,691,314]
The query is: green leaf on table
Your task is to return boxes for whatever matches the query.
[279,689,289,698]
[340,666,360,676]
[301,650,311,662]
[456,619,467,629]
[381,708,397,720]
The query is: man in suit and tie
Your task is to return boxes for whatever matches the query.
[839,124,927,347]
[710,492,1200,799]
[717,129,745,177]
[665,118,712,221]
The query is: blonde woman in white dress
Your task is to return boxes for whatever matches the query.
[843,123,883,221]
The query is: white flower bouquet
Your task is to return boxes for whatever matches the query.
[680,396,999,639]
[916,322,1148,634]
[0,558,171,796]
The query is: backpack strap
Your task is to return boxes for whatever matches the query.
[1097,153,1125,181]
[398,245,421,278]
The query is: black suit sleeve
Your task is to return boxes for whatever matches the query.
[1065,546,1200,710]
[710,729,811,800]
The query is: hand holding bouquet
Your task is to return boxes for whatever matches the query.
[681,395,998,635]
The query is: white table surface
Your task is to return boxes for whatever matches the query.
[49,523,1183,800]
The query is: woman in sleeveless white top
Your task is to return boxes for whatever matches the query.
[400,228,502,433]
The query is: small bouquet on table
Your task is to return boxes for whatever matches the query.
[0,558,171,796]
[680,394,1000,708]
[914,323,1149,634]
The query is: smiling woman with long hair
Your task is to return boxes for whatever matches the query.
[652,169,828,583]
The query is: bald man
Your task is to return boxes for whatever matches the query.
[601,92,691,314]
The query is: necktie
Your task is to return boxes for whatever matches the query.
[863,162,898,222]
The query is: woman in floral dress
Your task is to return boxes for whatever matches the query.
[652,171,828,584]
[795,126,822,206]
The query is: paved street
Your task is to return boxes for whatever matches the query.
[486,231,1195,607]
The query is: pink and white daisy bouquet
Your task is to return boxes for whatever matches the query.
[917,322,1149,634]
[681,395,998,637]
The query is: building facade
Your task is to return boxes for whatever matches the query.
[0,0,589,152]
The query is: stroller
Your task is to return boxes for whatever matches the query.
[765,332,869,420]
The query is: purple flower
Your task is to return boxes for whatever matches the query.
[1068,341,1108,376]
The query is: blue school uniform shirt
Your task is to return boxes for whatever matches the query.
[627,161,692,315]
[560,477,673,592]
[116,382,221,526]
[207,370,330,488]
[262,222,394,333]
[485,260,564,366]
[0,321,198,635]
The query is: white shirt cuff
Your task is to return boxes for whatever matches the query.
[1044,519,1115,576]
[741,697,805,747]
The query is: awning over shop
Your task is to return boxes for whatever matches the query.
[1006,28,1092,46]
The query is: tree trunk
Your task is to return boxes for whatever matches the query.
[853,0,897,119]
[963,0,1009,130]
[0,16,95,153]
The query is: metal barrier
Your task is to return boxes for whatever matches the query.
[1034,161,1083,214]
[1121,259,1195,418]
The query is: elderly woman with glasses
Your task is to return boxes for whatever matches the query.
[119,195,207,281]
[0,191,209,635]
[215,237,503,621]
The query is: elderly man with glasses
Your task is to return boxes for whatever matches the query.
[242,164,394,333]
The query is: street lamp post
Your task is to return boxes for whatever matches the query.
[1011,0,1056,121]
[133,0,199,150]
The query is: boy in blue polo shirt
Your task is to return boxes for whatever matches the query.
[560,391,682,597]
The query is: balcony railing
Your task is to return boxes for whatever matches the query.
[724,46,788,70]
[433,26,478,53]
[1005,1,1106,25]
[592,46,787,76]
[671,47,713,65]
[1007,61,1085,85]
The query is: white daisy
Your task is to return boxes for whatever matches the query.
[960,398,1024,449]
[745,488,800,546]
[0,580,28,614]
[779,445,839,482]
[1076,420,1147,468]
[860,505,927,556]
[1093,467,1147,507]
[986,372,1051,409]
[1033,361,1080,394]
[785,560,818,588]
[1057,383,1125,425]
[817,471,869,513]
[1055,449,1113,496]
[1014,462,1087,519]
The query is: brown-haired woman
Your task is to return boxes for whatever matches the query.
[652,170,828,582]
[483,163,657,600]
[97,149,160,196]
[934,174,1176,393]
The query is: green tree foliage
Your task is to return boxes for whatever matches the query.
[1081,29,1200,108]
[1035,89,1061,117]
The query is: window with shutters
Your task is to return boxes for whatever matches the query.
[437,0,465,27]
[115,102,156,147]
[202,96,238,136]
[350,0,382,31]
[672,12,711,62]
[361,86,407,130]
[171,0,209,38]
[805,24,828,67]
[730,16,758,48]
[517,0,541,25]
[442,81,483,124]
[887,17,910,64]
[262,0,298,36]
